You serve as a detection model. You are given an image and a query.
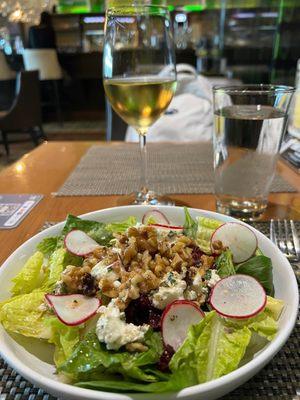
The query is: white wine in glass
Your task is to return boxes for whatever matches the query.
[104,76,176,135]
[103,5,177,204]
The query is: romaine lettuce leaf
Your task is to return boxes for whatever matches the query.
[61,215,113,246]
[106,216,137,233]
[37,237,59,257]
[196,216,223,254]
[195,312,251,382]
[76,379,173,393]
[46,317,81,367]
[0,291,50,339]
[41,248,81,291]
[226,297,281,341]
[169,316,207,388]
[59,330,164,383]
[265,296,284,320]
[235,256,274,296]
[170,312,251,384]
[10,251,45,296]
[216,249,235,278]
[246,312,277,341]
[183,207,198,239]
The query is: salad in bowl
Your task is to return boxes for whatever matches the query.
[0,208,287,394]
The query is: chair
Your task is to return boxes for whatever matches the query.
[0,51,16,111]
[0,70,46,155]
[0,51,16,81]
[22,49,63,124]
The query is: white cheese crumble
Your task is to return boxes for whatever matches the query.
[207,270,221,288]
[91,260,118,281]
[96,300,149,350]
[151,271,187,310]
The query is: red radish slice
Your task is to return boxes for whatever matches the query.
[209,274,266,319]
[161,300,204,351]
[45,294,101,326]
[64,229,100,256]
[211,222,257,263]
[142,210,170,225]
[150,223,184,233]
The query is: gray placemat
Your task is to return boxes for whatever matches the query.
[56,143,296,196]
[0,221,299,400]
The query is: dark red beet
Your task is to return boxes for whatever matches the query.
[191,246,203,265]
[158,345,175,372]
[125,294,162,330]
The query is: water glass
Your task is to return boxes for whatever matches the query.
[213,85,294,221]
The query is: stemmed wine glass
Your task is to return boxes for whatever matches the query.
[103,4,177,205]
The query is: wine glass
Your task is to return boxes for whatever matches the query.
[103,4,177,205]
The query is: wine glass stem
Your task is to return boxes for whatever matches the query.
[139,132,148,193]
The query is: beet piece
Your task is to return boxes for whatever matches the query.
[191,246,203,265]
[81,273,97,296]
[125,294,162,330]
[158,345,175,372]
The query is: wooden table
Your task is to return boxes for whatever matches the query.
[0,141,299,265]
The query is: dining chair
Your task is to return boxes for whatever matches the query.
[0,70,46,155]
[0,51,16,111]
[0,51,16,81]
[23,48,63,124]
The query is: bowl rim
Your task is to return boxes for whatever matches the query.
[0,205,298,400]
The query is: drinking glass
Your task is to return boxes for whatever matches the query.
[213,85,294,221]
[103,4,177,205]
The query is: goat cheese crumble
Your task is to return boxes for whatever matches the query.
[207,270,221,288]
[151,271,187,310]
[96,300,149,350]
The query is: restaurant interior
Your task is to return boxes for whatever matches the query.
[0,0,300,155]
[0,1,299,399]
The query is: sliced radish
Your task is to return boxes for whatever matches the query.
[211,222,257,263]
[209,274,266,319]
[45,294,101,326]
[142,210,170,225]
[64,229,100,256]
[161,300,204,351]
[150,223,184,233]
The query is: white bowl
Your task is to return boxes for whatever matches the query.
[0,206,298,400]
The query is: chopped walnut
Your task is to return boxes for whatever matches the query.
[61,265,97,295]
[211,240,225,254]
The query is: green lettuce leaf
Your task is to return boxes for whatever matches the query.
[169,316,207,388]
[46,317,81,367]
[41,248,81,291]
[61,215,113,246]
[76,379,173,393]
[59,330,163,383]
[216,249,235,278]
[195,312,251,382]
[226,297,281,341]
[170,312,251,385]
[0,291,50,339]
[183,207,198,239]
[246,312,277,341]
[106,216,137,233]
[196,217,223,254]
[37,237,59,257]
[235,256,274,296]
[265,296,284,320]
[11,251,45,296]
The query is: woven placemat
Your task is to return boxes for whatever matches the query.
[0,221,299,400]
[56,143,296,196]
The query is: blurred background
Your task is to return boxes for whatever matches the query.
[0,0,299,165]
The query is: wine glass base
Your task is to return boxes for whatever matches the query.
[117,191,176,206]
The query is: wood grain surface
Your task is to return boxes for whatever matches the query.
[0,141,299,265]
